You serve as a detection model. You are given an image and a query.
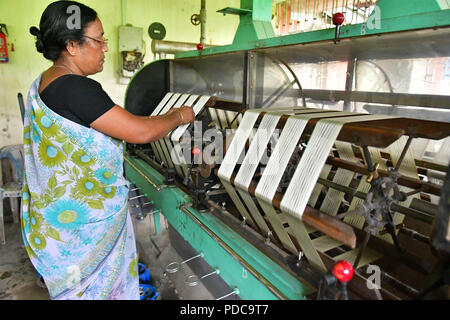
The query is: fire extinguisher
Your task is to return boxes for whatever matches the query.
[0,24,9,63]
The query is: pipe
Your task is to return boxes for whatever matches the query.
[121,0,126,26]
[200,0,206,45]
[151,39,214,54]
[151,1,209,56]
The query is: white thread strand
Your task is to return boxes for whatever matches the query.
[151,92,173,116]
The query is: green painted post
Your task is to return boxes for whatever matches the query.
[232,0,275,45]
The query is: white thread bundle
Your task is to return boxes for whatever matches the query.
[218,110,261,180]
[234,113,281,190]
[318,141,356,216]
[150,92,178,163]
[166,94,199,177]
[256,111,341,203]
[159,94,191,169]
[280,114,394,219]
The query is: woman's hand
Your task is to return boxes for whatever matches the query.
[177,106,195,125]
[159,106,194,124]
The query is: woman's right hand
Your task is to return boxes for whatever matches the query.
[177,106,195,125]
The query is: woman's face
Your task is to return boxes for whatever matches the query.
[75,18,108,75]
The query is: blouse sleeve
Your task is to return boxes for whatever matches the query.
[64,75,116,127]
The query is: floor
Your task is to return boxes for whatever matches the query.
[0,204,218,300]
[0,220,49,300]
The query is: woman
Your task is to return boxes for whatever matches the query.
[22,1,194,300]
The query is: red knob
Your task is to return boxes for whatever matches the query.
[332,260,354,283]
[192,147,201,156]
[333,12,345,26]
[197,43,203,51]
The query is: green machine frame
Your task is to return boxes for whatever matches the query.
[124,157,314,299]
[125,0,450,300]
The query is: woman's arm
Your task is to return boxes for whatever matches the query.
[136,108,177,120]
[90,105,194,144]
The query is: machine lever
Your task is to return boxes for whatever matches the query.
[216,287,240,300]
[332,13,345,44]
[185,268,220,287]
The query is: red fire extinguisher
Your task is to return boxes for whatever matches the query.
[0,24,9,63]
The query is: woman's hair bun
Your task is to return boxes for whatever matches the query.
[29,26,41,37]
[30,26,45,54]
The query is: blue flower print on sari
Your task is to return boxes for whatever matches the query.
[22,211,31,234]
[61,249,72,257]
[95,168,117,185]
[24,129,31,144]
[45,199,90,232]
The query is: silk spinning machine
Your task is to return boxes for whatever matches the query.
[123,0,450,300]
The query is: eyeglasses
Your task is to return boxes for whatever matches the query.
[82,35,108,46]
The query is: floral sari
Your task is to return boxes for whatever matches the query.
[20,74,139,300]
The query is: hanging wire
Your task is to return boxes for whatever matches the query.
[299,0,303,28]
[357,0,363,23]
[289,0,294,33]
[305,0,310,22]
[313,0,318,20]
[276,2,280,35]
[293,0,299,30]
[291,0,295,32]
[323,0,328,25]
[284,1,288,33]
[344,0,349,15]
[363,0,368,19]
[350,0,355,24]
[284,0,288,32]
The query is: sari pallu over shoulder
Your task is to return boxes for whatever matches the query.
[21,75,139,299]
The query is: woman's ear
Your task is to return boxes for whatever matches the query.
[65,40,78,56]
